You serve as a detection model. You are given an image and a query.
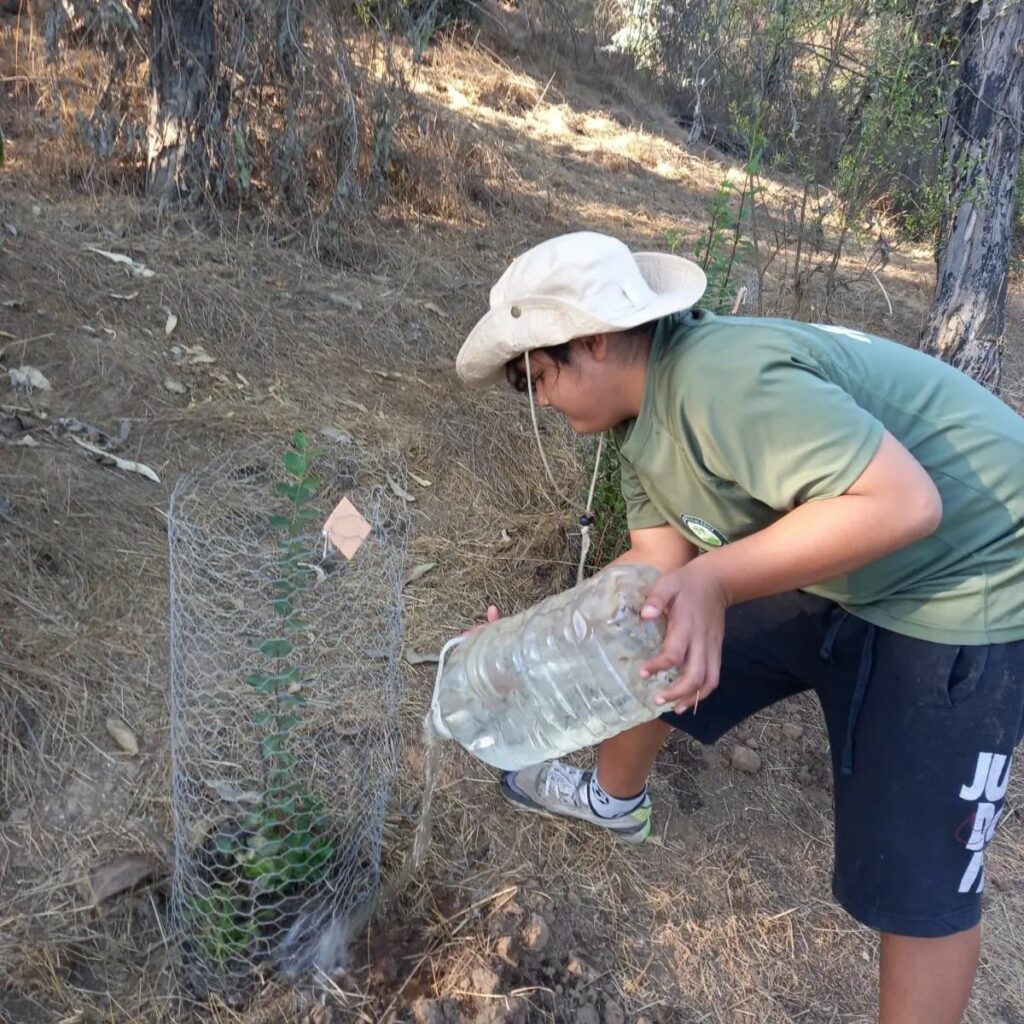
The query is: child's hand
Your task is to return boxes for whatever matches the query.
[637,562,729,713]
[462,604,502,639]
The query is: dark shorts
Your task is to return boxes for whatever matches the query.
[660,592,1024,938]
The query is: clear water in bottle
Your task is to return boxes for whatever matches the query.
[431,563,672,770]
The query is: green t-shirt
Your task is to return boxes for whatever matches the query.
[612,310,1024,645]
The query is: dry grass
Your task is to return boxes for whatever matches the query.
[2,11,1023,1024]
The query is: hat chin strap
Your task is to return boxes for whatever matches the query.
[523,349,605,585]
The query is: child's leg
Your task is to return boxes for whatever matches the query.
[595,718,673,797]
[879,927,980,1024]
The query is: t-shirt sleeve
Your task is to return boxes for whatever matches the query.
[618,451,668,530]
[688,331,885,511]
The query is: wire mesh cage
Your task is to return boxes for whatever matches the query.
[167,435,408,1002]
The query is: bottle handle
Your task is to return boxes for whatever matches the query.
[428,635,467,740]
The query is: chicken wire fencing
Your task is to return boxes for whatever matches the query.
[167,436,408,1003]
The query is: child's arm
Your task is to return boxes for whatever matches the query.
[610,524,697,574]
[640,431,941,712]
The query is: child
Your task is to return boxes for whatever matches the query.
[455,231,1024,1024]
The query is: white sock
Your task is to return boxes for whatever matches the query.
[583,772,647,819]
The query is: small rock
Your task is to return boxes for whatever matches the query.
[78,852,163,905]
[468,964,500,996]
[604,999,626,1024]
[495,933,520,965]
[566,950,596,979]
[475,998,526,1024]
[797,765,813,786]
[745,737,760,750]
[782,723,804,741]
[163,376,188,395]
[412,997,459,1024]
[730,744,762,774]
[105,715,139,755]
[574,1004,599,1024]
[521,912,550,952]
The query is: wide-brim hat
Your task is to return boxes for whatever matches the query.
[456,231,707,388]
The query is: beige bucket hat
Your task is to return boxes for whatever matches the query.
[456,231,707,388]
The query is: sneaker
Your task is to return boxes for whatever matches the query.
[499,761,652,844]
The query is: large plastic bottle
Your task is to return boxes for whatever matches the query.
[430,563,672,770]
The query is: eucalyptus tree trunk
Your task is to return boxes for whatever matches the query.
[147,0,218,202]
[920,0,1024,391]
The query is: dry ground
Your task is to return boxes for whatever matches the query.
[2,16,1024,1024]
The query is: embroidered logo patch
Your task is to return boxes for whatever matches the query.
[680,514,728,548]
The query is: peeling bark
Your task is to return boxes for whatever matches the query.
[920,0,1024,391]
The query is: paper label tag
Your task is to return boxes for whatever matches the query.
[322,496,371,560]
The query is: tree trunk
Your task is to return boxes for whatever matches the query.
[920,0,1024,391]
[147,0,217,202]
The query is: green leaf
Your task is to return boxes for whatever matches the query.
[284,450,308,478]
[276,713,302,732]
[275,481,299,500]
[261,734,284,757]
[292,431,309,451]
[277,692,307,710]
[254,709,275,727]
[284,617,309,634]
[271,597,293,616]
[269,514,292,530]
[214,833,237,855]
[258,638,293,658]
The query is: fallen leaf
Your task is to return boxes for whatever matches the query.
[341,397,370,414]
[183,344,214,365]
[84,246,155,278]
[421,301,449,319]
[79,853,162,906]
[105,715,139,755]
[0,330,14,339]
[369,369,403,381]
[328,292,363,311]
[8,366,52,393]
[5,435,39,447]
[3,223,17,238]
[165,313,178,335]
[495,528,514,550]
[409,471,432,488]
[402,561,437,588]
[387,476,416,502]
[319,426,353,444]
[405,650,441,666]
[208,779,262,804]
[110,291,138,301]
[70,436,160,484]
[163,377,188,395]
[2,299,25,310]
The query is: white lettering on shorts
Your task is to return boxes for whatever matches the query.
[956,752,1011,894]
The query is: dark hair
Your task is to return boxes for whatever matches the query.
[505,341,573,393]
[504,322,656,394]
